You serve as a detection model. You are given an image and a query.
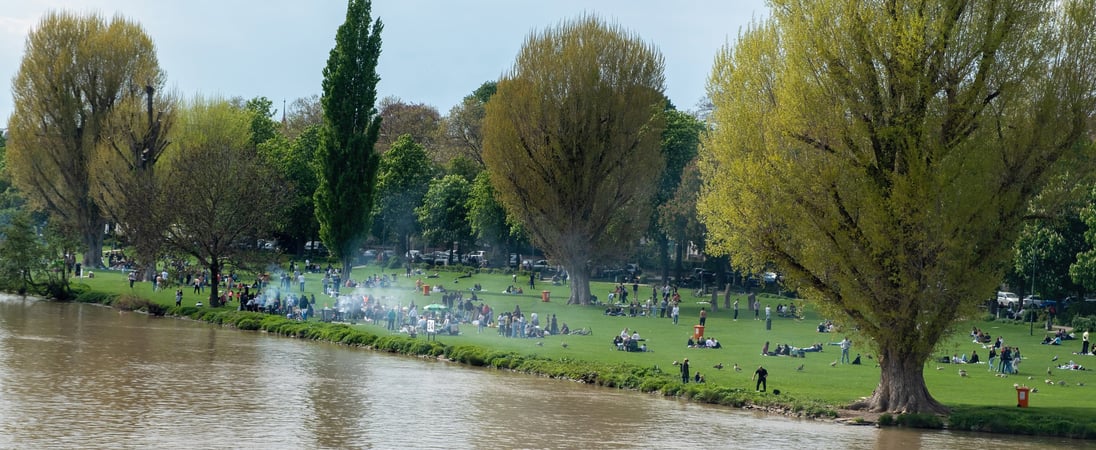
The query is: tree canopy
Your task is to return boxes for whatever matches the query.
[315,0,384,275]
[7,11,163,268]
[374,134,434,256]
[154,97,291,307]
[700,0,1096,413]
[483,15,667,304]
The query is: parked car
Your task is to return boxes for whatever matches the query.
[305,241,327,255]
[1022,295,1046,308]
[997,291,1020,307]
[462,251,487,267]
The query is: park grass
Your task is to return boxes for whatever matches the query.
[70,264,1096,438]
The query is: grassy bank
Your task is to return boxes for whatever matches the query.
[68,265,1096,439]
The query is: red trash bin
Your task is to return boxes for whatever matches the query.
[542,290,550,302]
[422,285,430,295]
[1016,385,1031,407]
[693,325,705,340]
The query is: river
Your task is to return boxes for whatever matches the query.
[0,296,1087,449]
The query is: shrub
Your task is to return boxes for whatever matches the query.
[74,290,117,305]
[113,294,153,311]
[894,413,944,429]
[236,318,261,331]
[1071,316,1095,333]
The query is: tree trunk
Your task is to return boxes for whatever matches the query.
[673,239,685,283]
[208,260,221,308]
[82,227,104,269]
[657,234,670,285]
[567,268,592,305]
[851,347,948,414]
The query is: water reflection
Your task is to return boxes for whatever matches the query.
[0,297,1088,449]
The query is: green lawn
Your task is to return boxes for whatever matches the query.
[75,264,1095,412]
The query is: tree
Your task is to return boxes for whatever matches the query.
[374,134,434,256]
[651,107,704,282]
[658,159,705,280]
[259,125,322,254]
[89,84,176,282]
[440,81,497,167]
[375,97,441,154]
[314,0,384,275]
[0,212,49,295]
[244,96,280,148]
[6,11,163,268]
[415,174,472,264]
[483,15,667,304]
[284,95,324,141]
[467,171,524,265]
[699,0,1096,413]
[154,98,291,307]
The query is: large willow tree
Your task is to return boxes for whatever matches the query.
[483,15,666,305]
[700,0,1096,413]
[7,11,163,268]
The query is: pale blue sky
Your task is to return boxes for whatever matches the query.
[1,0,769,127]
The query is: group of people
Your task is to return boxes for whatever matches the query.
[986,339,1023,374]
[613,328,648,352]
[686,336,723,349]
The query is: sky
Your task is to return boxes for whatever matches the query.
[0,0,770,128]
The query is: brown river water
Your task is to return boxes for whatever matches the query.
[0,295,1088,449]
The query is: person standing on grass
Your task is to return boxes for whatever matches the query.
[749,292,758,320]
[1082,328,1091,356]
[753,365,768,392]
[175,289,183,307]
[840,337,852,364]
[680,358,690,383]
[699,308,707,326]
[671,303,680,325]
[733,299,739,321]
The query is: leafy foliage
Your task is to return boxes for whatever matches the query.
[700,0,1096,413]
[6,11,164,268]
[154,97,292,306]
[374,134,433,254]
[415,175,472,253]
[315,0,384,274]
[483,15,667,304]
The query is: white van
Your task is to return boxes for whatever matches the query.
[996,291,1020,307]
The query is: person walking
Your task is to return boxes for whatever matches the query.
[753,365,769,392]
[749,292,758,320]
[680,358,690,383]
[840,337,852,364]
[175,289,183,307]
[733,299,739,321]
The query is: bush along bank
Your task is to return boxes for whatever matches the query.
[66,287,1096,438]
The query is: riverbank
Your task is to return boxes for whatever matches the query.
[65,269,1096,440]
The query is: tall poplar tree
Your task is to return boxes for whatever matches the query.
[315,0,384,275]
[483,15,666,305]
[700,0,1096,413]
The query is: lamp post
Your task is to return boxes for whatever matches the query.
[1030,251,1036,336]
